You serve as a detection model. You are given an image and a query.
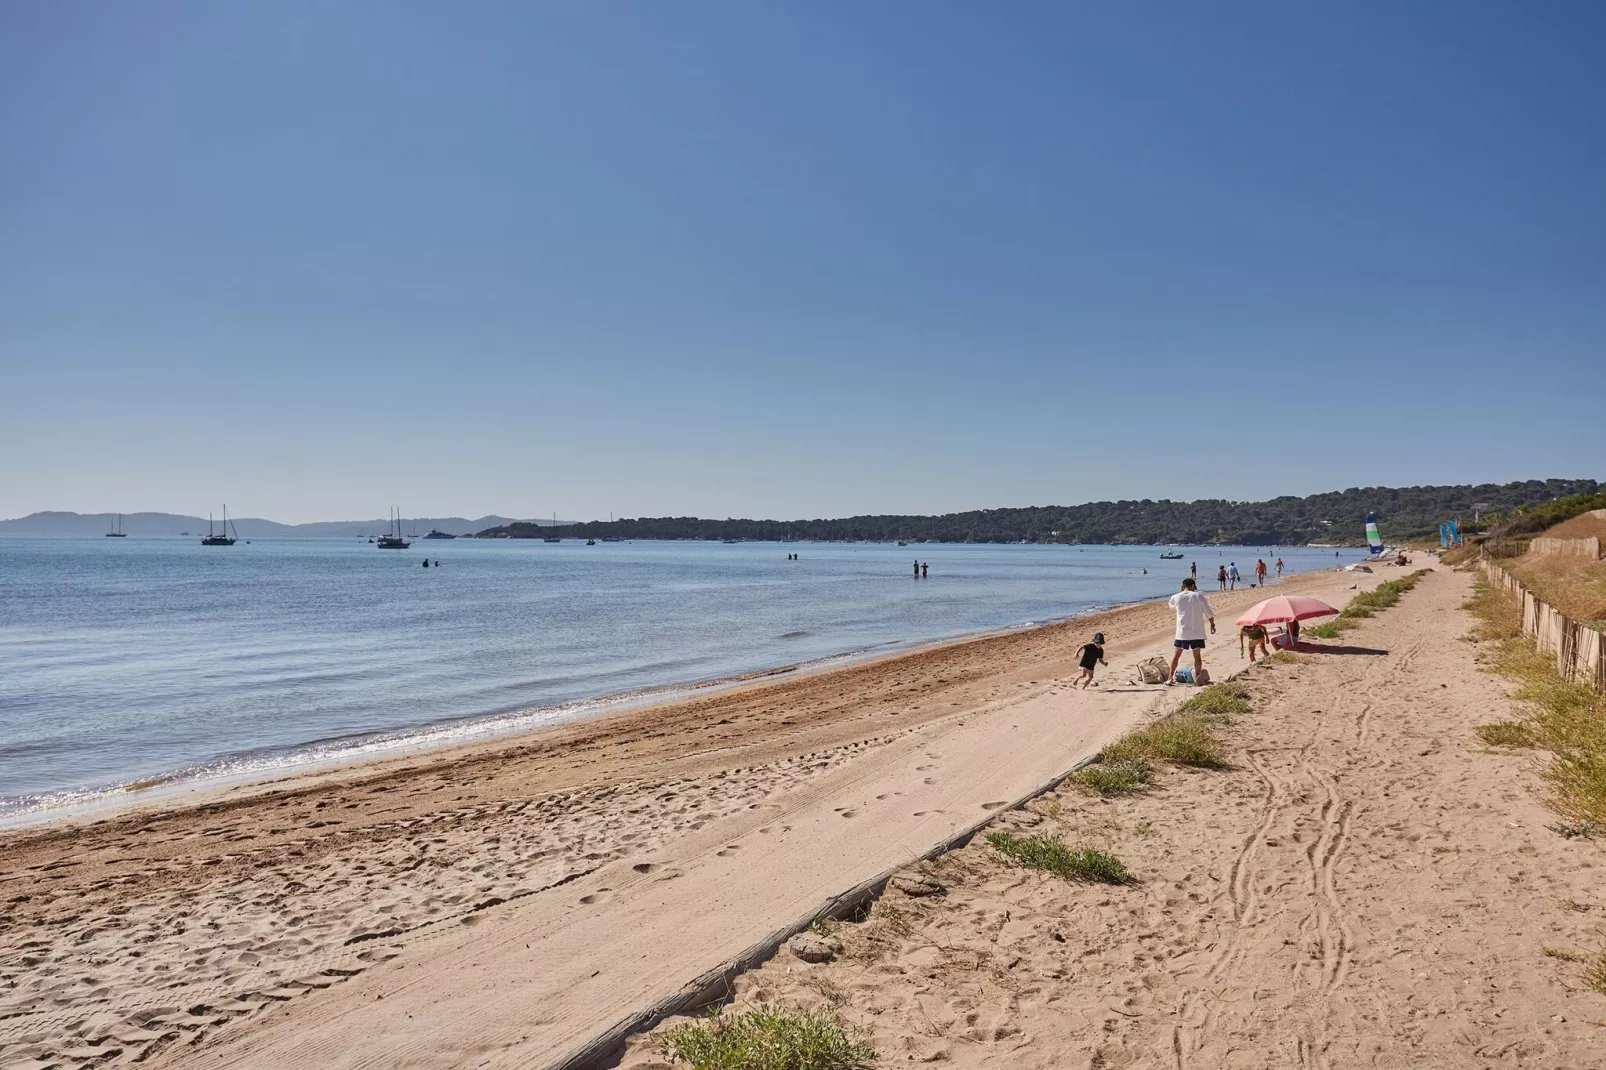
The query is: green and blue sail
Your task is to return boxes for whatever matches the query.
[1365,513,1384,555]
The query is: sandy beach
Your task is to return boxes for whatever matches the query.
[9,563,1595,1069]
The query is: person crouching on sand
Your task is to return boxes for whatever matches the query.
[1240,621,1270,662]
[1168,577,1215,685]
[1075,632,1107,688]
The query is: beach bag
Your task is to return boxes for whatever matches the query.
[1137,657,1169,684]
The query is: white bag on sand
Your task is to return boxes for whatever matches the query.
[1137,657,1169,685]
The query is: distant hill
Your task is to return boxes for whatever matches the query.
[477,479,1604,546]
[0,512,550,537]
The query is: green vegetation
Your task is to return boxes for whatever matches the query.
[1476,721,1537,748]
[1541,945,1585,962]
[985,832,1132,884]
[1302,620,1346,638]
[1177,682,1252,719]
[660,1005,878,1070]
[474,480,1601,544]
[1103,710,1229,770]
[1588,949,1606,996]
[1482,492,1606,538]
[1464,577,1606,832]
[1067,757,1154,796]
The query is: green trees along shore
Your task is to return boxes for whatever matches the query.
[476,479,1601,546]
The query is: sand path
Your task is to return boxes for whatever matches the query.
[0,566,1375,1070]
[617,566,1605,1069]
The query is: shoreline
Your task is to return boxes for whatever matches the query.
[0,590,1170,832]
[0,573,1339,845]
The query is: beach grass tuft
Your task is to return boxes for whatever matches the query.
[1177,683,1252,721]
[985,831,1133,884]
[1103,714,1227,770]
[1067,758,1154,797]
[1476,721,1537,748]
[1587,949,1606,996]
[660,1004,878,1070]
[1541,945,1585,962]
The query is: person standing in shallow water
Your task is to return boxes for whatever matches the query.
[914,559,920,578]
[1217,564,1228,591]
[921,562,928,578]
[1191,561,1197,581]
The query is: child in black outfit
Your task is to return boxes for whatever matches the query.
[1075,632,1107,689]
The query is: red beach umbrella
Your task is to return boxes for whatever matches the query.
[1235,595,1339,627]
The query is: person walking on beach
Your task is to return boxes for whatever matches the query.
[1256,559,1267,587]
[1168,578,1215,685]
[1190,561,1197,581]
[1075,632,1107,688]
[1275,557,1284,579]
[1216,564,1228,591]
[1227,562,1240,590]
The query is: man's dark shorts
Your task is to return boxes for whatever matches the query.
[1174,638,1206,650]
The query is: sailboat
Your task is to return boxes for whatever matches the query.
[201,506,238,546]
[377,507,411,549]
[543,512,561,544]
[105,513,127,537]
[1365,513,1385,557]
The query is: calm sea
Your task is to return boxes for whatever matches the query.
[0,537,1365,819]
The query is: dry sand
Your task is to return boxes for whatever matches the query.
[3,565,1542,1070]
[618,566,1606,1069]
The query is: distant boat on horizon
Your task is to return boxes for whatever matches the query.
[105,513,127,537]
[200,507,237,546]
[422,529,456,540]
[543,511,561,543]
[377,508,411,549]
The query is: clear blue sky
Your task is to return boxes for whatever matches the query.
[3,2,1602,523]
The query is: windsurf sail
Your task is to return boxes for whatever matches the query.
[1365,513,1384,555]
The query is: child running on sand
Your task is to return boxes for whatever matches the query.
[1075,633,1107,688]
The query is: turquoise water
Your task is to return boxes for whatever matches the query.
[0,537,1364,817]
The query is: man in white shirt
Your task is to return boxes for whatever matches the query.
[1168,577,1216,684]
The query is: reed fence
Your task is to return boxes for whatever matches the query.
[1480,553,1606,693]
[1529,536,1603,559]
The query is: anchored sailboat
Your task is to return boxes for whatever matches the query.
[201,506,238,546]
[377,507,411,549]
[105,513,127,537]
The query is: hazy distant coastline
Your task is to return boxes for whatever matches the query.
[0,512,549,538]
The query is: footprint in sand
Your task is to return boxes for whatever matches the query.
[716,845,741,857]
[632,863,658,874]
[981,801,1008,810]
[912,810,945,818]
[578,889,612,905]
[838,810,859,819]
